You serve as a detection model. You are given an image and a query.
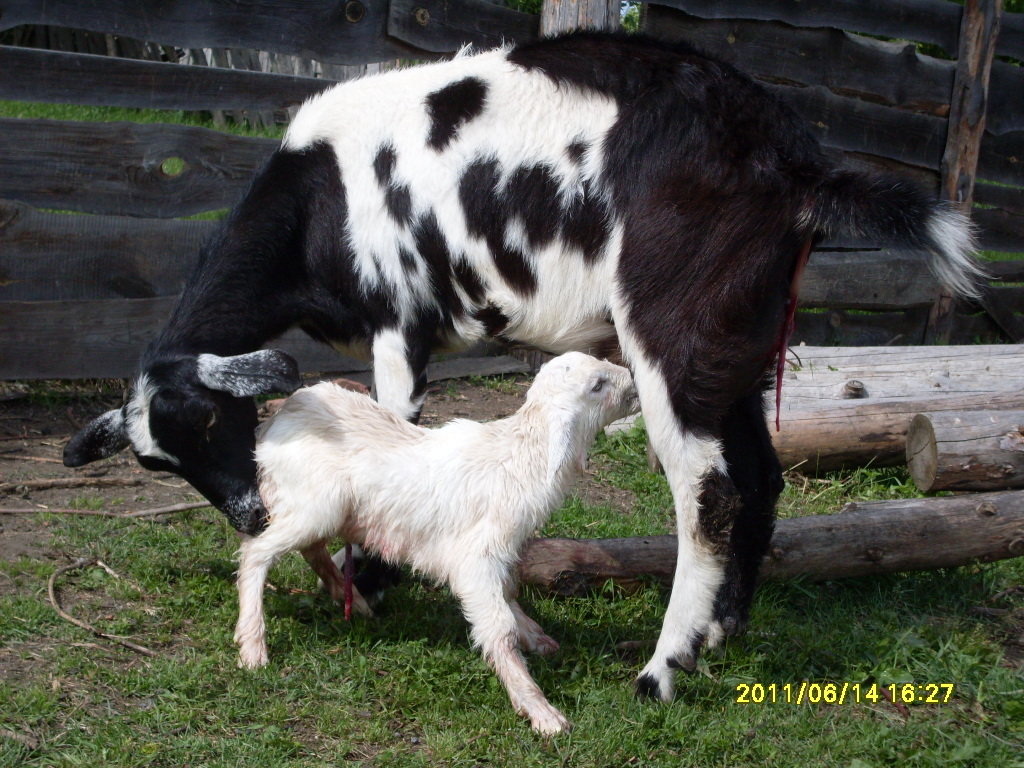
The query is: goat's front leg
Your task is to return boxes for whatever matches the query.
[235,533,290,669]
[455,566,570,735]
[303,541,373,617]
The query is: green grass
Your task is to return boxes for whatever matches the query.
[0,100,285,140]
[1,423,1021,766]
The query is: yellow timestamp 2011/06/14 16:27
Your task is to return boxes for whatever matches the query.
[734,682,955,705]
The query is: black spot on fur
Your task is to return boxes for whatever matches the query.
[384,183,413,225]
[452,259,485,304]
[504,164,561,249]
[373,144,397,185]
[566,140,589,164]
[372,143,413,225]
[459,157,537,296]
[698,470,744,555]
[473,303,510,337]
[635,673,662,700]
[425,76,488,150]
[412,212,462,322]
[563,179,611,263]
[398,245,418,275]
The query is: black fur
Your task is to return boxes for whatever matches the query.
[635,673,662,701]
[373,143,413,225]
[425,76,488,150]
[458,157,538,296]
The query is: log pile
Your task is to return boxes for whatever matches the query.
[544,345,1024,587]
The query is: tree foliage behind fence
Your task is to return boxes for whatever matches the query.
[0,0,1021,379]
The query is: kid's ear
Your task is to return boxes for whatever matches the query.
[63,408,129,467]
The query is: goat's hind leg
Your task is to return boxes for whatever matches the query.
[305,542,373,617]
[455,568,570,734]
[709,390,782,645]
[503,576,559,656]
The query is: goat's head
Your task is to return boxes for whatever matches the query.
[63,350,300,533]
[528,352,637,479]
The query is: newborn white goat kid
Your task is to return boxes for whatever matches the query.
[235,352,636,734]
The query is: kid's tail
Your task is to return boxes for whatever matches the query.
[798,171,986,298]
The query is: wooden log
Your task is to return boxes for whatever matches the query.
[519,490,1024,592]
[778,345,1024,409]
[775,391,1024,473]
[907,410,1024,492]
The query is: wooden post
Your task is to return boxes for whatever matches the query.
[540,0,620,36]
[925,0,1002,344]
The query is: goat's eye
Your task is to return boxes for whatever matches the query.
[591,378,606,393]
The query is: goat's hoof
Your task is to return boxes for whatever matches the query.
[524,633,560,656]
[635,670,675,702]
[529,706,572,736]
[237,645,269,669]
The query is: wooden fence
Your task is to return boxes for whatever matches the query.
[0,0,1021,379]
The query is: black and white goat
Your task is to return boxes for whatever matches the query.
[64,33,983,702]
[237,352,635,733]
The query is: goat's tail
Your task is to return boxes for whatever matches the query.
[798,171,987,298]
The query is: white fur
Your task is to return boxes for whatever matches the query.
[236,352,636,734]
[926,208,987,299]
[124,375,180,466]
[283,48,620,348]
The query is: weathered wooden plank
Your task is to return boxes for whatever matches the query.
[646,0,963,55]
[771,83,1023,187]
[0,45,336,113]
[791,307,1008,346]
[973,207,1024,254]
[799,251,940,310]
[0,298,367,380]
[645,8,1024,136]
[647,9,953,114]
[0,200,216,301]
[0,0,420,65]
[387,0,538,52]
[0,298,523,381]
[987,261,1024,282]
[0,118,276,217]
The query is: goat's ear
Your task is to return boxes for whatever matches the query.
[547,410,587,482]
[196,350,301,397]
[63,409,130,467]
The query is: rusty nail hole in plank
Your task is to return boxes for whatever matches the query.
[160,157,187,178]
[344,1,365,23]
